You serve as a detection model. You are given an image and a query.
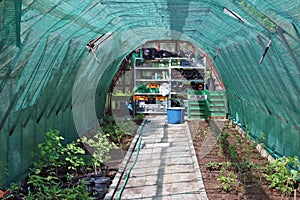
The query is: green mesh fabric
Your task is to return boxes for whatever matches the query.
[0,0,299,185]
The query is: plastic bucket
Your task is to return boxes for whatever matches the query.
[167,107,185,124]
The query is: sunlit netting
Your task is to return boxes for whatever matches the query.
[0,0,299,185]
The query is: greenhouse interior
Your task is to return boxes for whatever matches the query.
[0,0,299,199]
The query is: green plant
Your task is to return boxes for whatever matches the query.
[81,130,115,174]
[63,139,86,173]
[223,121,230,130]
[264,156,300,196]
[8,182,19,193]
[27,171,60,197]
[228,144,239,161]
[32,129,65,174]
[101,116,136,149]
[195,129,201,139]
[235,133,242,145]
[256,132,266,149]
[217,144,223,158]
[65,173,73,188]
[26,175,90,200]
[206,162,223,171]
[217,172,237,192]
[111,126,129,147]
[217,132,230,144]
[117,120,137,135]
[60,181,91,200]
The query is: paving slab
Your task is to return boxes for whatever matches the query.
[107,115,207,200]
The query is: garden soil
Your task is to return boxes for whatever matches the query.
[188,120,299,200]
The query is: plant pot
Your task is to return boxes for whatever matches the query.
[94,177,110,186]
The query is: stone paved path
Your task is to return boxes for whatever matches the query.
[114,115,207,200]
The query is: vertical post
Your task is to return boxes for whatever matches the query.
[168,57,171,108]
[205,52,225,90]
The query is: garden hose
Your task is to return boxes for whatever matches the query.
[116,135,143,200]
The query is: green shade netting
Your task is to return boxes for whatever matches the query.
[0,0,299,185]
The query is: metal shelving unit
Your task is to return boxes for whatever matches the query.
[133,57,206,114]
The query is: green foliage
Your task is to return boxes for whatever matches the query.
[206,161,223,171]
[60,181,91,200]
[195,128,201,139]
[8,182,19,192]
[25,178,91,200]
[217,172,237,193]
[117,120,137,134]
[27,172,59,195]
[32,129,88,175]
[235,133,242,145]
[23,129,92,199]
[217,132,230,144]
[264,156,300,196]
[228,144,239,161]
[81,130,115,174]
[100,116,138,150]
[110,126,129,146]
[256,132,266,146]
[32,129,65,172]
[101,116,115,134]
[63,139,86,172]
[217,148,223,158]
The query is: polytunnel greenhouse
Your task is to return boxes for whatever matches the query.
[0,0,299,199]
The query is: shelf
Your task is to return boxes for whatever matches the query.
[135,79,169,82]
[135,93,164,95]
[135,67,169,70]
[170,66,205,69]
[153,57,186,61]
[170,80,205,82]
[170,92,187,95]
[134,56,207,116]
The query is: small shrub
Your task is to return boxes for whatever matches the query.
[31,129,65,175]
[217,172,237,192]
[81,130,115,174]
[26,176,91,200]
[63,140,86,173]
[264,156,300,196]
[228,144,239,161]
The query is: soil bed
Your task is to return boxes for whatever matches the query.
[0,117,137,200]
[188,120,299,200]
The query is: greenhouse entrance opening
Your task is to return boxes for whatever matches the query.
[106,40,227,122]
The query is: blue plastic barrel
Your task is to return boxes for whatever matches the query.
[167,107,185,124]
